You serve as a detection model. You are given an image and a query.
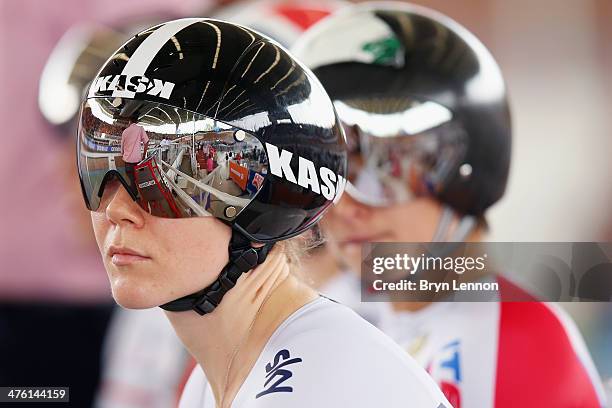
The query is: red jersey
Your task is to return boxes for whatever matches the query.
[377,277,607,408]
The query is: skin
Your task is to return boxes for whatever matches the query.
[322,192,452,276]
[91,180,318,407]
[299,242,340,289]
[321,191,484,312]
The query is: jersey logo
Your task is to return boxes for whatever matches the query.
[255,349,302,399]
[265,142,346,202]
[428,340,462,408]
[88,75,175,99]
[439,340,462,383]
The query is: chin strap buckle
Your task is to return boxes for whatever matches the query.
[191,246,271,315]
[192,298,217,315]
[233,248,259,271]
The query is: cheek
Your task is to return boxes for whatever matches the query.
[320,208,348,238]
[377,207,410,238]
[380,201,437,242]
[150,217,232,299]
[319,216,336,237]
[90,211,110,254]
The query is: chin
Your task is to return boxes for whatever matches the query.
[110,277,165,310]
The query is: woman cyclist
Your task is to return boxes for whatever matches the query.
[292,4,607,407]
[75,18,450,408]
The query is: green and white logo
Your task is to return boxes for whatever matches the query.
[362,36,402,66]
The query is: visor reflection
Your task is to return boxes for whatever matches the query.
[340,101,466,206]
[78,98,268,219]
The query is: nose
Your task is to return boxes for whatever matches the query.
[104,183,146,228]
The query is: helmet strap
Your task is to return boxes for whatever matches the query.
[432,205,476,243]
[422,205,477,261]
[431,206,455,242]
[450,213,477,243]
[159,230,274,315]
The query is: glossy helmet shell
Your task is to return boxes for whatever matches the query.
[84,18,347,242]
[292,3,511,215]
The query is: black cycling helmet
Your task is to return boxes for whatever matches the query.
[292,2,511,216]
[76,18,347,314]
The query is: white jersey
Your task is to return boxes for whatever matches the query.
[318,269,385,325]
[377,278,607,408]
[179,297,450,408]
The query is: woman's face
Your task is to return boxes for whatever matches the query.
[322,193,443,274]
[90,180,231,309]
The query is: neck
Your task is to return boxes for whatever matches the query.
[165,247,318,407]
[301,244,341,289]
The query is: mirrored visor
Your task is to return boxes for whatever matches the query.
[77,97,268,220]
[336,99,467,206]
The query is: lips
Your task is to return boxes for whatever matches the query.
[107,245,151,266]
